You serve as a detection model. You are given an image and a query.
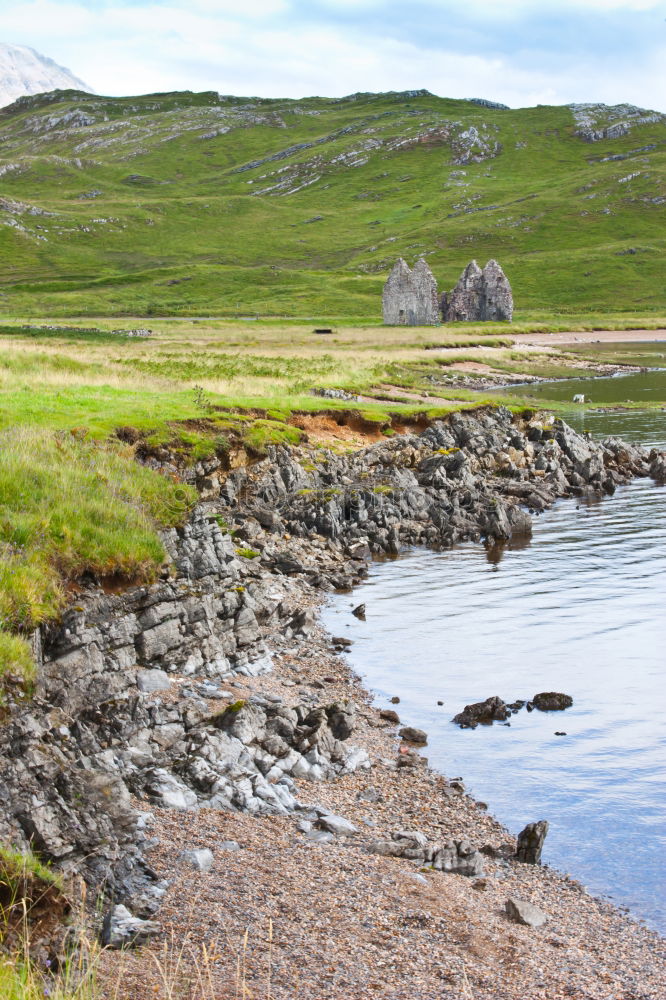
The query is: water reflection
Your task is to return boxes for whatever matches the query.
[322,408,666,932]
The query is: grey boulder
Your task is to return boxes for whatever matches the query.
[505,898,548,928]
[180,848,214,872]
[317,814,359,837]
[103,904,160,949]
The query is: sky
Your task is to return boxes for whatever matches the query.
[2,0,666,110]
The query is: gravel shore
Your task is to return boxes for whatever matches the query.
[101,605,666,1000]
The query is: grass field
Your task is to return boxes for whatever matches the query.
[0,89,664,317]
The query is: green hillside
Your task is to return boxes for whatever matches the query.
[0,88,664,318]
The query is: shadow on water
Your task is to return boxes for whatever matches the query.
[322,407,666,933]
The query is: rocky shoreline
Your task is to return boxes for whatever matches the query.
[2,406,665,997]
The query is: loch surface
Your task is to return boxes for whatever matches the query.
[322,406,666,932]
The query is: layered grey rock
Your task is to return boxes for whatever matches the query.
[441,259,513,322]
[369,830,484,876]
[382,258,439,325]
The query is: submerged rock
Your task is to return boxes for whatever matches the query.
[452,696,509,728]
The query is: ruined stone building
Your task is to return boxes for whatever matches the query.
[382,256,513,324]
[381,258,440,325]
[441,259,513,322]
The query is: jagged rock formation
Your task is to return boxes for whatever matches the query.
[441,258,513,322]
[0,408,662,927]
[382,258,439,325]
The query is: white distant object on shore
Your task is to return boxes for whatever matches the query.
[0,43,93,108]
[573,393,586,403]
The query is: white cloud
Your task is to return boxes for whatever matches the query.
[2,0,664,110]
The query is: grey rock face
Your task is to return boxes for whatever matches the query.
[516,820,549,865]
[0,407,658,932]
[570,103,665,142]
[146,770,199,811]
[505,897,548,928]
[442,259,513,322]
[382,258,439,325]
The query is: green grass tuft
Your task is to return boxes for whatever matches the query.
[0,427,196,673]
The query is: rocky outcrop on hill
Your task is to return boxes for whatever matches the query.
[0,407,663,934]
[382,257,439,325]
[441,258,513,321]
[570,102,665,142]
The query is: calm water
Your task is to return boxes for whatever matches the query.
[322,401,666,932]
[496,341,666,405]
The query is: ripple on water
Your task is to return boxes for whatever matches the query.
[322,410,666,932]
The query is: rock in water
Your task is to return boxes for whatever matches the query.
[379,709,400,724]
[442,259,513,322]
[382,258,440,325]
[399,726,428,746]
[452,695,509,728]
[351,603,366,620]
[532,692,573,711]
[515,820,549,864]
[505,898,548,928]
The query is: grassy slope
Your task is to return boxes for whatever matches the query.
[0,90,664,317]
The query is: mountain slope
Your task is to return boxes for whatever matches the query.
[0,88,664,318]
[0,43,93,109]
